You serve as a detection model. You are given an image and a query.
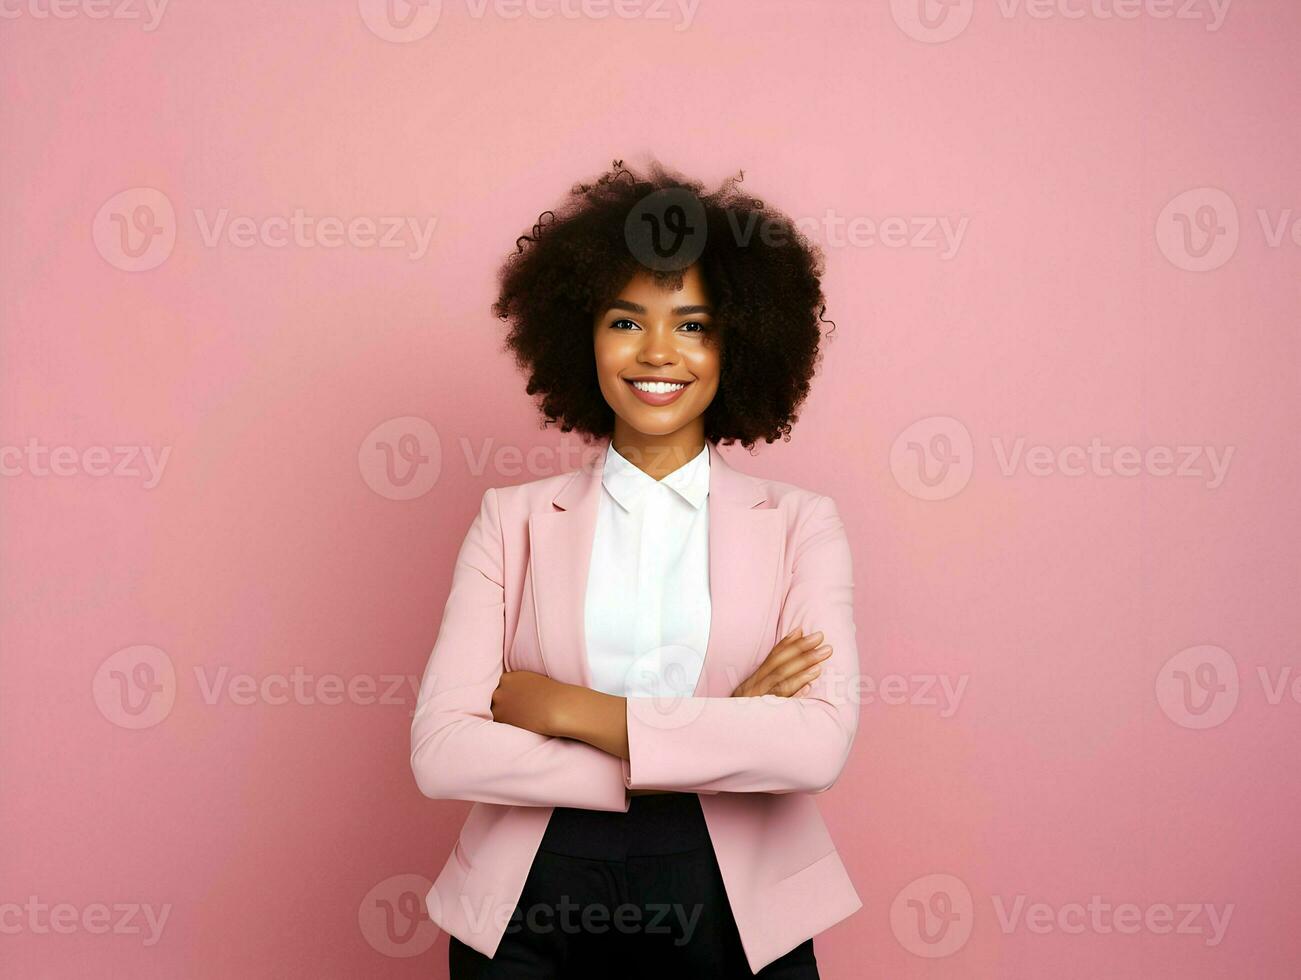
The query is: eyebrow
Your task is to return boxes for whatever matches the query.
[606,300,713,316]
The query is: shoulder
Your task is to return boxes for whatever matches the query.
[474,458,592,518]
[728,456,846,538]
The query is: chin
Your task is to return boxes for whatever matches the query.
[619,408,690,437]
[625,419,682,437]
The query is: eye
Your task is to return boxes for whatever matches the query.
[610,318,640,331]
[678,321,707,333]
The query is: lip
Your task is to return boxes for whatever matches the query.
[623,376,692,407]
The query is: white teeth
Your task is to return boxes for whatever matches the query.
[631,380,686,394]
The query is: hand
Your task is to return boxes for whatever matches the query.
[491,670,566,736]
[731,627,831,698]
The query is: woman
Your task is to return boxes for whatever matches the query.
[411,161,862,977]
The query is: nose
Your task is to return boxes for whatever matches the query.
[637,323,677,366]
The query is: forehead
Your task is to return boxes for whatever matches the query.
[615,264,710,307]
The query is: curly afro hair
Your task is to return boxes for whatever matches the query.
[493,159,832,450]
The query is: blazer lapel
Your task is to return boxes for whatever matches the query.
[527,438,786,695]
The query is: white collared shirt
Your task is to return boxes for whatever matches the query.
[583,441,712,699]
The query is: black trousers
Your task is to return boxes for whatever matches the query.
[448,792,818,978]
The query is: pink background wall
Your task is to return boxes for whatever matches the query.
[2,1,1298,977]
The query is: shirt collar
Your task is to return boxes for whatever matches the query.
[602,441,711,512]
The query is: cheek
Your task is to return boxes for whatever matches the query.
[592,338,621,382]
[686,345,721,388]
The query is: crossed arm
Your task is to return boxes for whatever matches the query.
[410,488,859,810]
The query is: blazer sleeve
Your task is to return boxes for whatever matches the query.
[621,493,860,795]
[410,487,631,812]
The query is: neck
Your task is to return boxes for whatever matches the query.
[610,419,707,481]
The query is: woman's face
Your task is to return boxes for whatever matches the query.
[592,263,720,441]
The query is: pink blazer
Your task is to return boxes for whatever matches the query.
[410,437,862,973]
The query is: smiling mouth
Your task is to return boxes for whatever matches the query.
[624,377,692,406]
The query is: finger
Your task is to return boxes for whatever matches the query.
[764,644,832,688]
[754,631,825,681]
[772,664,823,698]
